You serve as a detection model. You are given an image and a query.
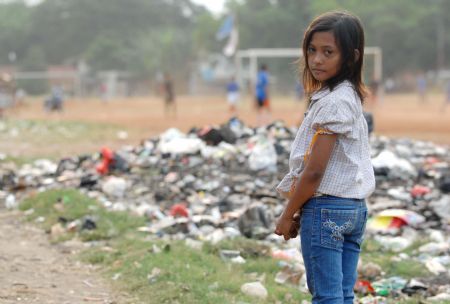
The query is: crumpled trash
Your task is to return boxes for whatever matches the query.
[373,235,413,252]
[237,203,273,239]
[5,193,17,209]
[96,147,129,175]
[418,242,450,254]
[354,280,375,295]
[147,267,162,283]
[372,150,417,179]
[274,263,305,286]
[248,136,277,172]
[401,278,427,296]
[439,173,450,193]
[271,248,302,262]
[429,196,450,222]
[197,125,237,146]
[410,184,431,198]
[158,129,205,155]
[358,262,382,280]
[219,250,246,264]
[424,258,447,275]
[372,276,407,297]
[169,203,189,218]
[240,281,268,299]
[101,176,128,198]
[358,295,388,304]
[81,217,97,230]
[367,209,425,232]
[427,292,450,302]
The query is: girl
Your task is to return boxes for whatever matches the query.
[275,11,375,304]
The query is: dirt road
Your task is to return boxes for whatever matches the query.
[0,209,130,304]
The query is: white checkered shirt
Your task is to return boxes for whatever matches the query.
[277,80,375,199]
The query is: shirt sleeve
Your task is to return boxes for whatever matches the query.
[310,98,354,136]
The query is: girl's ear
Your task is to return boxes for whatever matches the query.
[354,49,360,62]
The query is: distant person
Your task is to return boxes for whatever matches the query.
[442,80,450,112]
[161,73,176,118]
[275,11,374,304]
[14,88,26,107]
[100,82,108,103]
[44,85,64,112]
[369,79,380,106]
[384,78,395,93]
[255,64,271,126]
[416,73,427,103]
[226,76,240,116]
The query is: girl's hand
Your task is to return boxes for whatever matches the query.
[275,210,302,240]
[289,210,302,238]
[275,215,291,240]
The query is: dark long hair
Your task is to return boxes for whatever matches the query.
[302,11,368,102]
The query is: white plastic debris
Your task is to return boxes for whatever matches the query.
[372,150,416,177]
[373,235,413,252]
[248,138,277,171]
[419,242,450,254]
[425,258,447,275]
[158,138,205,155]
[117,130,129,140]
[5,194,17,209]
[240,281,268,299]
[430,196,450,222]
[101,177,128,198]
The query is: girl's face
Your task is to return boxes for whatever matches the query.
[307,31,342,82]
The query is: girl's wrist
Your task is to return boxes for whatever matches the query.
[281,208,295,220]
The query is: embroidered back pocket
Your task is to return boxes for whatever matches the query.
[320,208,358,250]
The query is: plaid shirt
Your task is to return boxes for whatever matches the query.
[277,81,375,199]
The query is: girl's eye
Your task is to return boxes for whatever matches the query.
[307,47,315,53]
[325,50,333,56]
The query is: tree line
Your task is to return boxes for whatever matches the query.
[0,0,448,88]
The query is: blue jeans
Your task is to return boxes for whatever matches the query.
[300,196,368,304]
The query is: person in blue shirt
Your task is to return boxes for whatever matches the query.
[255,64,271,126]
[416,73,427,103]
[226,76,240,116]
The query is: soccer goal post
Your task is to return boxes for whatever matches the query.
[235,47,382,91]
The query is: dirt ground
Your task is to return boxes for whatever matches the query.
[0,209,133,304]
[3,92,450,157]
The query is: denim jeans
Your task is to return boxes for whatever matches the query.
[300,196,368,304]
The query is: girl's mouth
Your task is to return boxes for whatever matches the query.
[312,69,326,74]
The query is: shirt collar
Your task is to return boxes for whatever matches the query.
[310,80,353,101]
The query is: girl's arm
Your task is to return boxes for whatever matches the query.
[275,133,337,240]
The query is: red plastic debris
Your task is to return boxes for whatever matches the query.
[354,280,375,294]
[424,157,439,165]
[411,185,431,198]
[96,147,114,175]
[389,216,408,228]
[170,203,189,218]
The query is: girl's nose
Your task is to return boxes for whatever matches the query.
[313,54,323,65]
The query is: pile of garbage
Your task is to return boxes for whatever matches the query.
[1,117,450,303]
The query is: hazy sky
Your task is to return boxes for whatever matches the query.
[191,0,225,14]
[19,0,227,15]
[20,0,226,13]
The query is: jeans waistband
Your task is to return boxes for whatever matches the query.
[303,195,366,209]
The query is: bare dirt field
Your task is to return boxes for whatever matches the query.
[0,209,131,304]
[3,92,450,157]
